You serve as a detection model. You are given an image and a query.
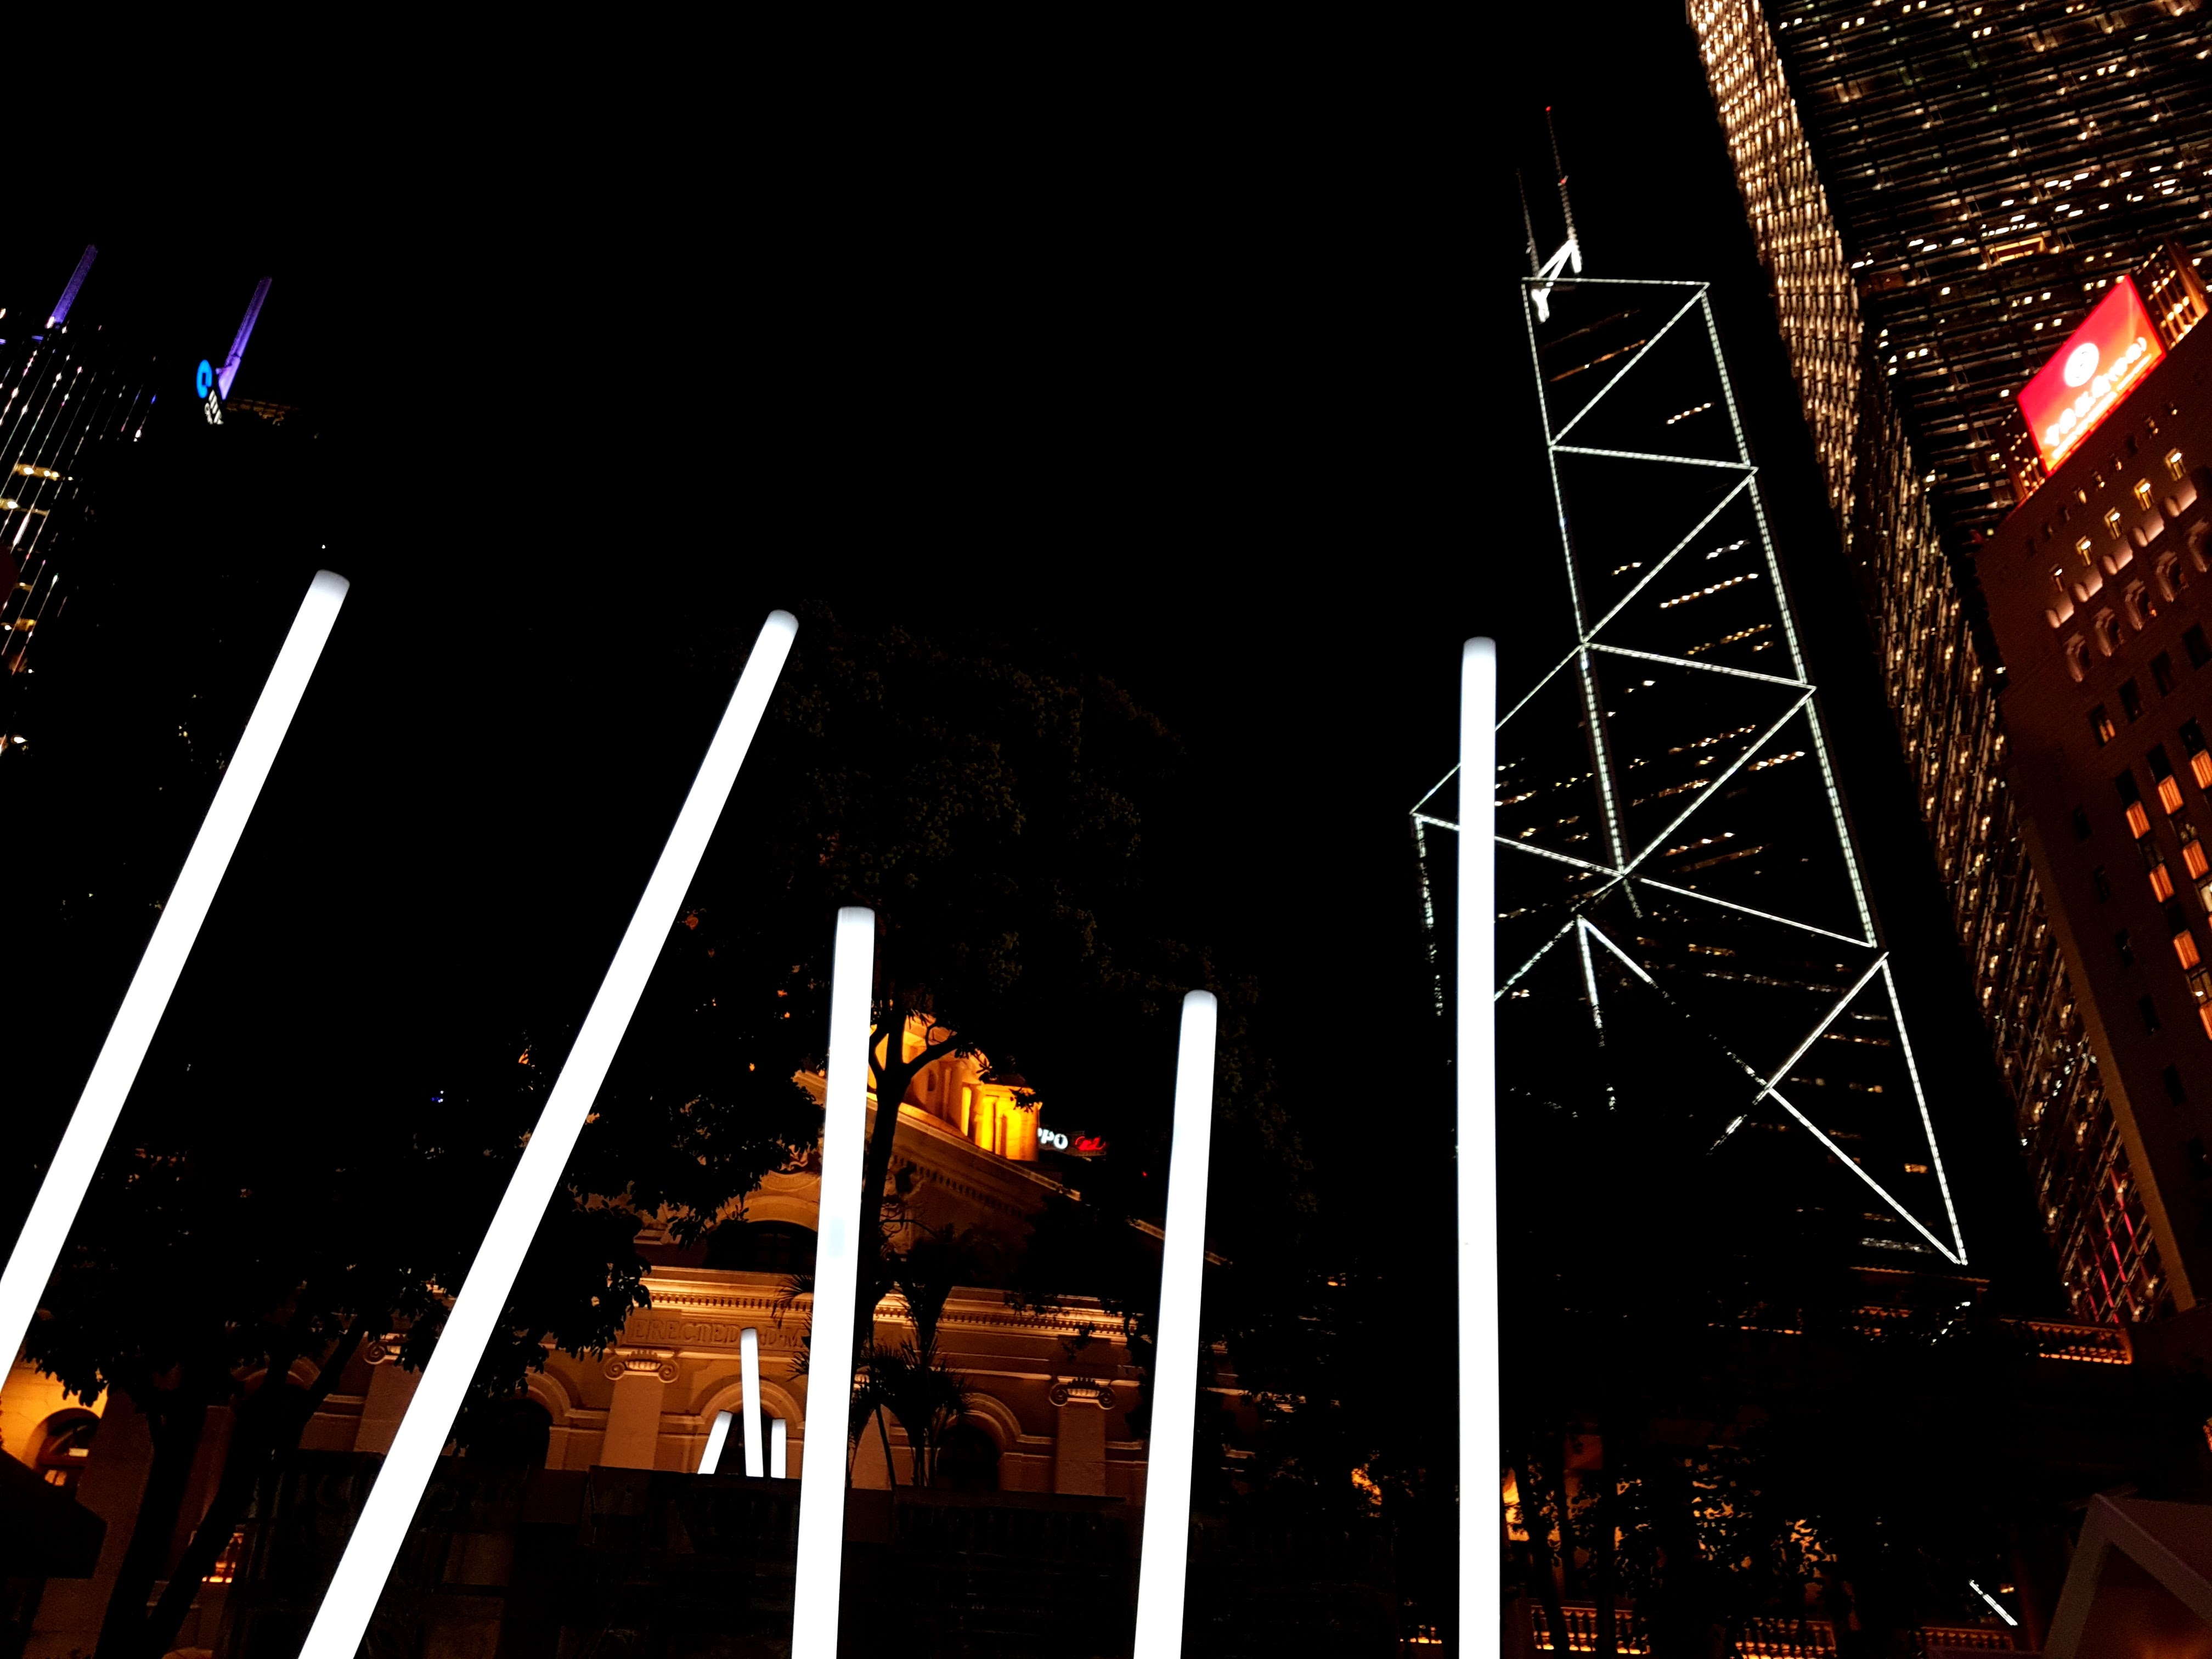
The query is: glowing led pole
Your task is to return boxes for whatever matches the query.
[740,1326,765,1478]
[0,570,349,1372]
[296,610,798,1659]
[1131,989,1220,1657]
[1459,638,1500,1653]
[791,906,878,1659]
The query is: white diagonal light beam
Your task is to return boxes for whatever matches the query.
[1882,960,1967,1262]
[1766,1087,1962,1263]
[297,609,799,1659]
[1585,641,1810,692]
[1756,953,1891,1098]
[1580,474,1759,645]
[1130,989,1222,1657]
[0,570,349,1373]
[1634,878,1878,950]
[1549,290,1708,443]
[1552,443,1754,472]
[1578,926,1957,1257]
[1622,691,1813,874]
[791,904,879,1659]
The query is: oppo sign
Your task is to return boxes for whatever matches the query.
[1037,1125,1107,1156]
[2017,276,2165,473]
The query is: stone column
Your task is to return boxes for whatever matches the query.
[600,1351,677,1470]
[353,1341,422,1455]
[1050,1379,1114,1496]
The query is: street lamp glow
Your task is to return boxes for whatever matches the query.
[0,570,349,1375]
[790,905,878,1659]
[295,610,798,1659]
[1459,637,1500,1654]
[1131,989,1220,1658]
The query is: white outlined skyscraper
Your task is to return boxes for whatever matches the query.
[1415,273,1967,1266]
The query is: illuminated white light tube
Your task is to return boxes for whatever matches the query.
[740,1326,765,1478]
[1458,638,1500,1652]
[702,1410,734,1475]
[770,1416,788,1480]
[0,569,349,1374]
[1131,989,1220,1658]
[296,610,799,1659]
[791,905,877,1659]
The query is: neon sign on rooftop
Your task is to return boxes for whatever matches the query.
[2017,275,2166,474]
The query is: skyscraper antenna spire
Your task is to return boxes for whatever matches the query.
[47,246,98,329]
[216,277,272,400]
[1517,173,1543,279]
[1525,110,1584,323]
[1547,106,1583,274]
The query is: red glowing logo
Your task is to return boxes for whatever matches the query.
[2018,275,2165,473]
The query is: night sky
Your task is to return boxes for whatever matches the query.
[3,12,2062,1367]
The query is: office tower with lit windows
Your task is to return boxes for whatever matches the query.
[1689,0,2212,1324]
[0,252,282,761]
[1978,250,2211,1317]
[0,247,155,754]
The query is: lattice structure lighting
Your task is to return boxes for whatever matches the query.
[1413,276,1968,1266]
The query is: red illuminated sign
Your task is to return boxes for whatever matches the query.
[2018,276,2166,473]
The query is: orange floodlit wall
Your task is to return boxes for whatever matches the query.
[2018,275,2167,473]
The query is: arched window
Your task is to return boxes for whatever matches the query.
[933,1424,1001,1493]
[705,1220,819,1275]
[35,1411,99,1491]
[464,1397,551,1468]
[2063,636,2090,684]
[2094,609,2123,658]
[2124,582,2153,633]
[2156,551,2186,602]
[2047,567,2076,627]
[2190,521,2212,575]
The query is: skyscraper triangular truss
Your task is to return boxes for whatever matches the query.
[1415,276,1967,1266]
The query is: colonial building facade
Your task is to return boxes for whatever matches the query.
[2,1024,1154,1657]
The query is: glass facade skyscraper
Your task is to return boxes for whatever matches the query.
[1414,273,1971,1269]
[0,266,155,753]
[1689,0,2212,1324]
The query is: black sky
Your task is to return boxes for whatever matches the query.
[2,14,2062,1327]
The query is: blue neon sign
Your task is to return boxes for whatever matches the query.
[195,360,214,399]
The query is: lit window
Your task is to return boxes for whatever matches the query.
[2106,508,2125,541]
[2131,803,2154,838]
[2162,777,2186,816]
[2152,863,2175,902]
[2136,479,2155,510]
[2091,705,2117,746]
[2171,450,2189,482]
[2186,839,2209,881]
[2177,930,2202,970]
[2079,536,2096,563]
